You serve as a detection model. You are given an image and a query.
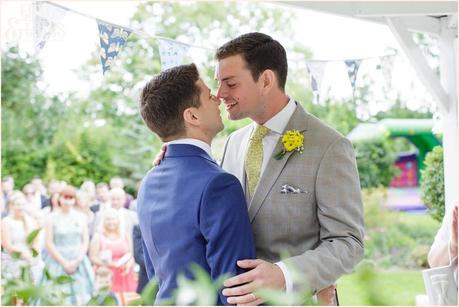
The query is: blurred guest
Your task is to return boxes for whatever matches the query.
[1,196,6,218]
[43,186,95,305]
[128,180,142,212]
[132,224,148,293]
[81,180,97,207]
[31,177,48,209]
[94,188,138,240]
[109,177,134,209]
[91,182,111,213]
[40,179,62,210]
[47,179,62,195]
[31,177,47,195]
[44,192,61,214]
[22,183,45,226]
[90,208,137,302]
[1,191,43,282]
[2,176,14,204]
[75,190,95,237]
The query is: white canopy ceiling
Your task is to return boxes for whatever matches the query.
[280,1,457,35]
[275,1,459,211]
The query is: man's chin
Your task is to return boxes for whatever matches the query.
[227,112,244,121]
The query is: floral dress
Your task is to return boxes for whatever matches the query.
[1,216,44,283]
[43,211,95,305]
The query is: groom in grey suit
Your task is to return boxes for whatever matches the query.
[216,33,364,305]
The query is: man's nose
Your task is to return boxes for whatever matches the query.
[216,85,227,99]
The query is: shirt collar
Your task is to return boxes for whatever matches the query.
[167,138,213,158]
[262,97,296,134]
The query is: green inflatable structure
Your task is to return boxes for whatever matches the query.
[347,118,442,180]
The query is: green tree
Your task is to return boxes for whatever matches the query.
[374,98,433,120]
[1,46,65,188]
[2,46,123,188]
[354,138,399,189]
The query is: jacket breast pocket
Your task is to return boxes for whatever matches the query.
[268,184,315,208]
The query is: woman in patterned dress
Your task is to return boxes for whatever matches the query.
[1,191,43,282]
[43,186,95,305]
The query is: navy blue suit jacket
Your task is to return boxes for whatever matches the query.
[137,144,256,305]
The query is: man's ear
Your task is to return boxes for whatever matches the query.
[260,69,276,93]
[183,107,200,127]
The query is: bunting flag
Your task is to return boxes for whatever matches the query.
[306,61,327,103]
[157,38,191,71]
[379,55,395,88]
[344,60,362,94]
[33,1,66,53]
[30,2,398,92]
[97,20,132,74]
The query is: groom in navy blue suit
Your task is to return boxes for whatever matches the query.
[137,63,256,305]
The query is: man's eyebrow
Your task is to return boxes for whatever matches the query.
[220,76,236,82]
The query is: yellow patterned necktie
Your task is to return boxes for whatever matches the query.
[245,124,270,196]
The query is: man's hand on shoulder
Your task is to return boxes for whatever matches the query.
[152,144,167,166]
[222,259,285,305]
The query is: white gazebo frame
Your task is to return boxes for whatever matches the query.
[278,1,458,213]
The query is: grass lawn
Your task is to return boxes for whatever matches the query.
[337,270,426,305]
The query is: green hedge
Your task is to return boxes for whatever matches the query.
[353,138,399,189]
[420,146,444,222]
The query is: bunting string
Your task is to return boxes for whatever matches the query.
[35,1,398,99]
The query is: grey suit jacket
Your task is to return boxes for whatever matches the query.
[221,102,364,291]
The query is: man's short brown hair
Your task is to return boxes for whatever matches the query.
[140,64,201,140]
[215,32,288,90]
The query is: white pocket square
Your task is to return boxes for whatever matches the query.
[280,184,306,194]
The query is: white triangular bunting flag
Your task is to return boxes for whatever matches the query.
[379,55,395,88]
[344,60,362,94]
[33,1,67,53]
[306,61,327,103]
[157,38,190,71]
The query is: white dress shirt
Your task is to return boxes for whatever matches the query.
[257,97,297,175]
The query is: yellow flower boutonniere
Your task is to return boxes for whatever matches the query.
[274,130,304,160]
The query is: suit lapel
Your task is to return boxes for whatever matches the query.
[248,103,310,222]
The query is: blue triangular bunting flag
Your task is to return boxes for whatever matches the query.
[97,20,132,74]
